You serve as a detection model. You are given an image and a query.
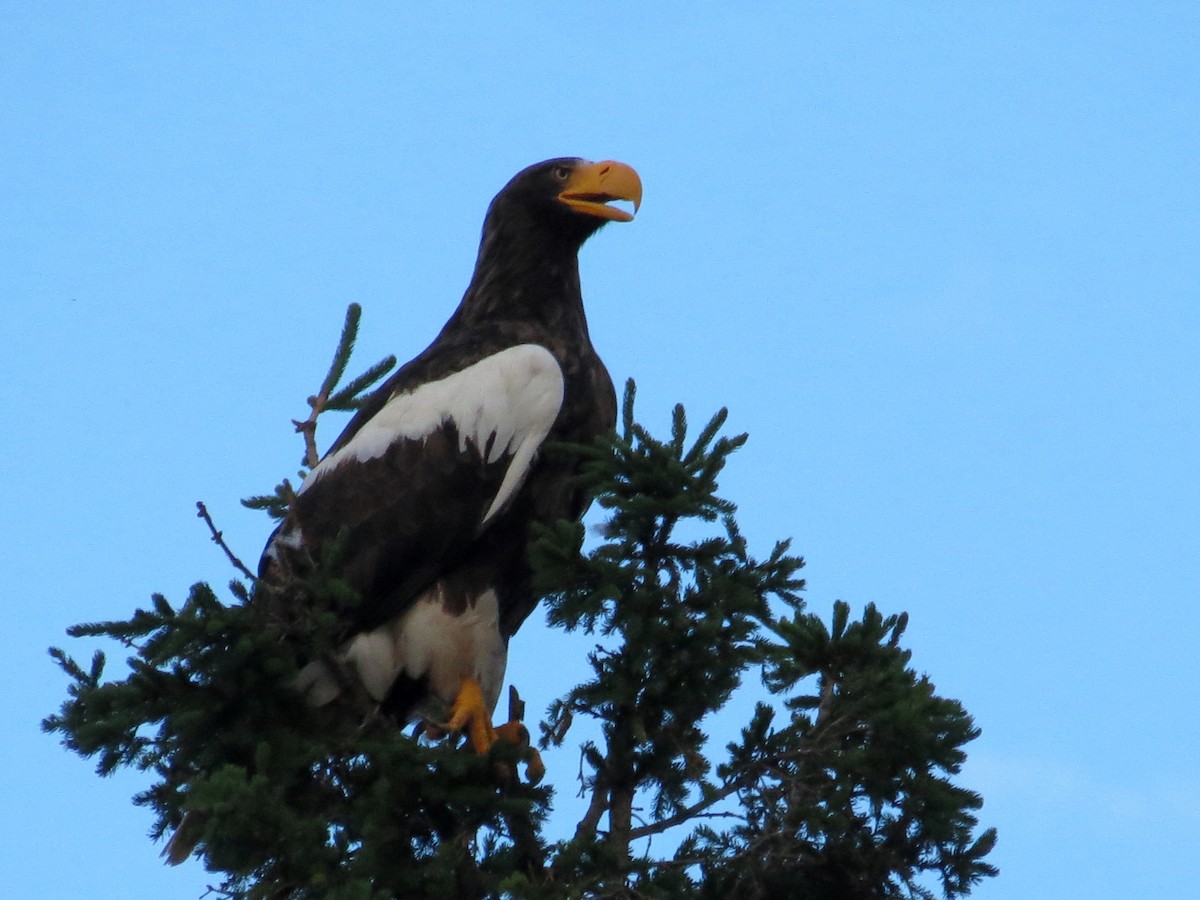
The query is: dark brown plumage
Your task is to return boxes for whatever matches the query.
[265,157,640,733]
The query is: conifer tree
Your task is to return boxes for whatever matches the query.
[45,306,997,898]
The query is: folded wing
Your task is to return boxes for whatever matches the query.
[265,343,564,633]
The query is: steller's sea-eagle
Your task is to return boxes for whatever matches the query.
[265,157,639,759]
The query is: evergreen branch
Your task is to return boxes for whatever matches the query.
[319,302,362,401]
[46,339,994,896]
[325,354,398,411]
[626,780,743,842]
[292,304,396,468]
[625,732,838,846]
[240,479,297,522]
[292,304,363,468]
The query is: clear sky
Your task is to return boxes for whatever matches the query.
[3,4,1197,897]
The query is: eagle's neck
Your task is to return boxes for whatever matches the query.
[442,216,593,343]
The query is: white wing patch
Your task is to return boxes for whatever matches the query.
[302,343,564,526]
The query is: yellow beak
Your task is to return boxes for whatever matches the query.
[558,160,642,222]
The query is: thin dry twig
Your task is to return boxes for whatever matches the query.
[292,391,327,470]
[575,769,610,841]
[626,781,745,842]
[195,501,258,582]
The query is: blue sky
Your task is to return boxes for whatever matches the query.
[3,4,1197,897]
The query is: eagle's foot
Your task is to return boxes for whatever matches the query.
[443,677,497,755]
[440,680,544,784]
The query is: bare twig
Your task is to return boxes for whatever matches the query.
[290,304,352,469]
[816,668,836,726]
[626,781,744,842]
[290,303,394,471]
[196,501,257,582]
[622,729,840,845]
[575,763,610,841]
[292,393,326,471]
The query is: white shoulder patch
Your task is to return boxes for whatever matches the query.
[302,344,564,525]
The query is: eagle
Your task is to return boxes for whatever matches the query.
[264,158,640,759]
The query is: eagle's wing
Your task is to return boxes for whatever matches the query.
[265,342,564,632]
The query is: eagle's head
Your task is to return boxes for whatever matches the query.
[484,158,643,249]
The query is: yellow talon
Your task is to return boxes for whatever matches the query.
[440,680,545,784]
[444,678,497,755]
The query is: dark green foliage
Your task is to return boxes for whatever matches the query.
[682,602,998,899]
[45,309,995,898]
[531,385,803,877]
[530,383,996,898]
[44,308,541,897]
[241,302,397,520]
[45,581,546,898]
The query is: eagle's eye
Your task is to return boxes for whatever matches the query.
[552,165,572,182]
